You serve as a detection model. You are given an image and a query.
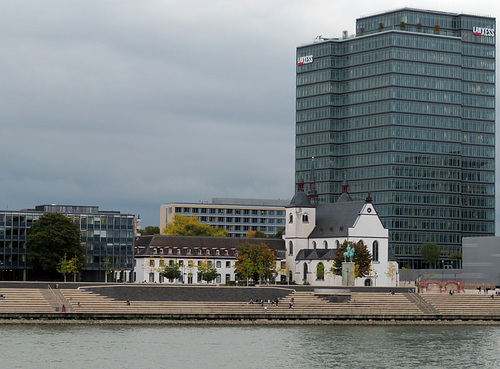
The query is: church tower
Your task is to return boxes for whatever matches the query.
[284,178,316,281]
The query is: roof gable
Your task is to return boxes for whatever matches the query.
[308,201,364,238]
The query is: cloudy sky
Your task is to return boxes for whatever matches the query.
[1,0,498,228]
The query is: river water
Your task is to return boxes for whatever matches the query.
[1,323,499,368]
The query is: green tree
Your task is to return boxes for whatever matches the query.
[56,254,70,282]
[421,242,440,267]
[161,262,181,281]
[272,227,285,239]
[235,242,276,284]
[138,226,160,235]
[197,260,220,283]
[332,241,372,278]
[67,256,82,282]
[163,215,228,237]
[27,212,84,278]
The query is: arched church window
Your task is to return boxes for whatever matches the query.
[358,240,364,246]
[324,241,328,249]
[302,213,309,223]
[289,213,293,223]
[312,241,316,249]
[372,241,379,262]
[335,240,340,248]
[289,241,293,255]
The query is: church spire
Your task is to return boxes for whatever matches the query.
[308,157,319,205]
[337,177,353,202]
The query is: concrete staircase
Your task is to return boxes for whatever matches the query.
[58,289,424,316]
[421,294,500,315]
[0,288,53,313]
[2,286,499,320]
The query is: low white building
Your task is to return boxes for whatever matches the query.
[284,179,398,287]
[134,235,285,284]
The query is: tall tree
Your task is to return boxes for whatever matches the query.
[234,242,276,284]
[163,215,228,237]
[332,241,372,278]
[27,212,84,278]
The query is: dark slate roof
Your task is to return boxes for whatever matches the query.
[295,248,337,261]
[308,201,365,238]
[135,235,285,258]
[135,235,153,247]
[287,190,313,208]
[337,192,353,202]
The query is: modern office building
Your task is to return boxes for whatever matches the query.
[0,205,136,281]
[295,8,495,269]
[160,198,288,238]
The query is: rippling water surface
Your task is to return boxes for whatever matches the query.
[1,324,499,369]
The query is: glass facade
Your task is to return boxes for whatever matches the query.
[0,205,135,281]
[295,9,495,269]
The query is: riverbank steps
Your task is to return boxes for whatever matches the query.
[0,284,499,323]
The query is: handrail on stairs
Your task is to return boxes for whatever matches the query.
[47,284,65,312]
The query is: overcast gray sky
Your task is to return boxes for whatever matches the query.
[1,0,498,228]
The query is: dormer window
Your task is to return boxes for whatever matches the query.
[224,249,229,256]
[197,249,202,255]
[206,249,210,255]
[160,248,164,254]
[187,248,192,255]
[216,249,220,256]
[153,248,158,254]
[168,248,172,254]
[177,249,181,255]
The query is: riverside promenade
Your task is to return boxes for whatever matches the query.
[0,282,499,322]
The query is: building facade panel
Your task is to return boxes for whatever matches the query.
[161,198,288,238]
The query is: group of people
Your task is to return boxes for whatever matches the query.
[249,298,279,306]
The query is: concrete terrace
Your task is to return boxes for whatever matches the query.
[0,283,499,322]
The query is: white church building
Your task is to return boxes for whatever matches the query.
[284,178,398,287]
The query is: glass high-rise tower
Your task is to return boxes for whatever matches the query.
[295,8,495,269]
